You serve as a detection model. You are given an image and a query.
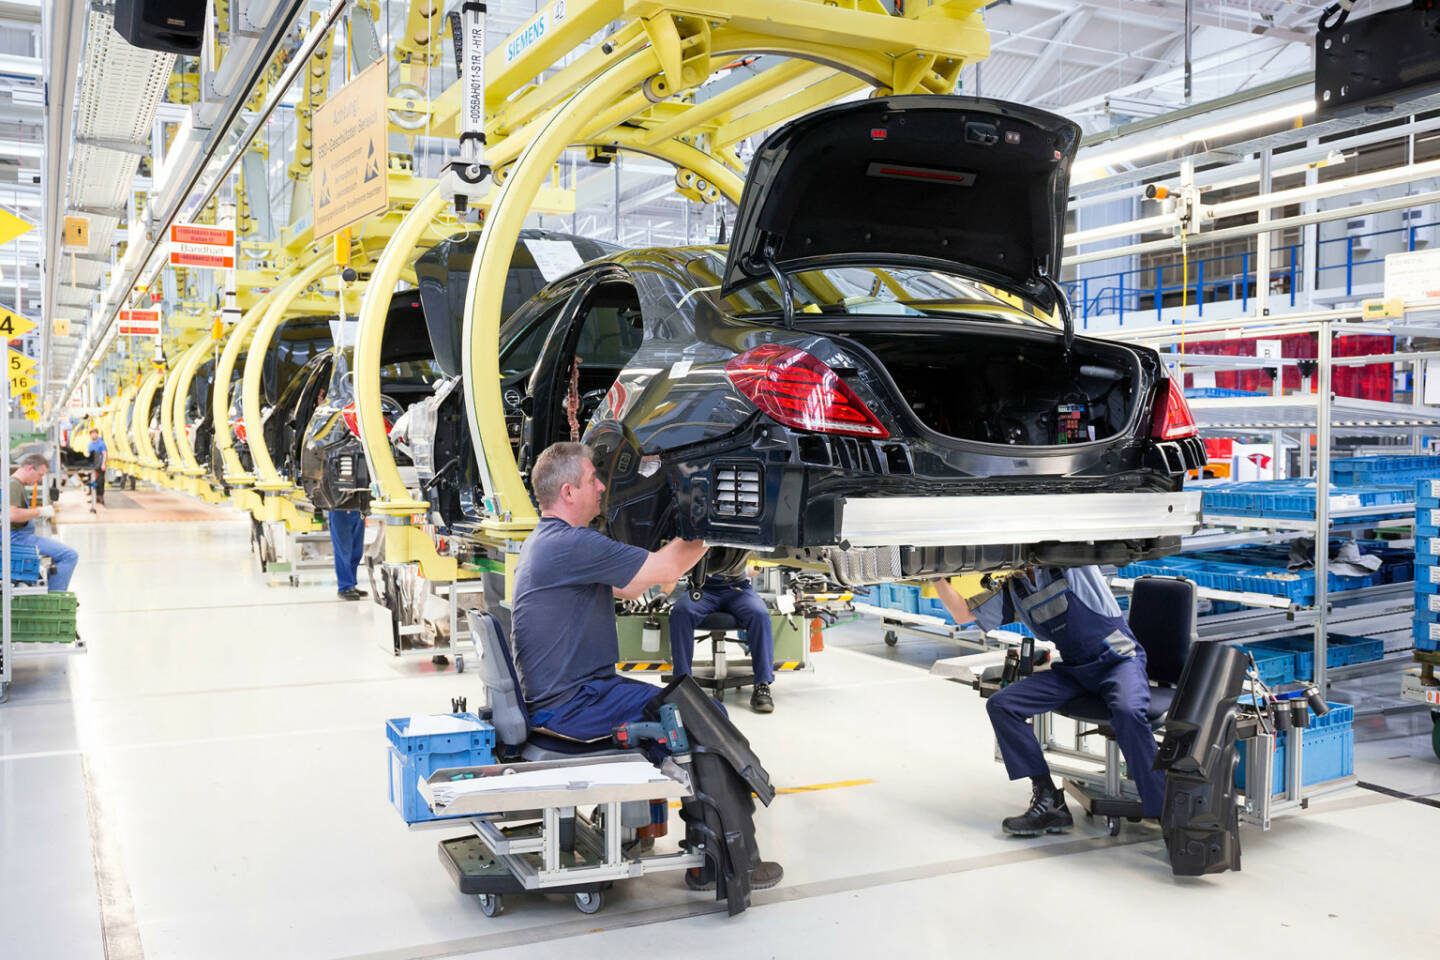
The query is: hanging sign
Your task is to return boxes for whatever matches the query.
[0,306,36,339]
[118,309,163,337]
[8,349,34,373]
[312,56,390,241]
[168,223,236,268]
[63,216,90,247]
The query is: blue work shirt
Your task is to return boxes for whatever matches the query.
[89,437,106,459]
[510,516,648,711]
[972,565,1136,665]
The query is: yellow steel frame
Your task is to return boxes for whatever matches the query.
[130,368,165,478]
[158,338,209,482]
[110,384,139,472]
[351,0,987,576]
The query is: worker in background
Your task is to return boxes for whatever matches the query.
[666,566,776,713]
[932,566,1164,836]
[330,509,366,600]
[88,428,107,506]
[510,442,783,888]
[9,453,79,592]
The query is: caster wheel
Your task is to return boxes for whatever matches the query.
[478,893,503,917]
[884,630,898,647]
[1106,817,1121,837]
[573,890,603,915]
[455,655,465,674]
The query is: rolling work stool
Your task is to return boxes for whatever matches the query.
[679,612,758,703]
[1050,575,1198,835]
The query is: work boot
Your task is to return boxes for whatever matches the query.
[1001,783,1074,837]
[338,588,365,601]
[684,860,784,891]
[750,682,774,714]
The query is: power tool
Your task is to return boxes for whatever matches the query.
[612,702,690,753]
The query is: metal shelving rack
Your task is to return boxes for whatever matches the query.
[1112,308,1440,693]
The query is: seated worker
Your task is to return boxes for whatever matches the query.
[88,428,107,506]
[932,566,1165,836]
[510,441,783,889]
[9,453,79,592]
[666,565,776,713]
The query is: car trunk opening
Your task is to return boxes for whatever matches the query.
[835,325,1141,446]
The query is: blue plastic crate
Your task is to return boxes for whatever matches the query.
[1250,634,1345,672]
[1236,725,1355,795]
[386,714,496,824]
[1415,625,1440,652]
[997,622,1034,637]
[1236,644,1297,686]
[1185,387,1269,399]
[916,595,956,624]
[1332,455,1440,488]
[1330,634,1385,666]
[1202,479,1415,520]
[9,544,40,582]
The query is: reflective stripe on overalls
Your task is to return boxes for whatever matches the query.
[1006,572,1138,667]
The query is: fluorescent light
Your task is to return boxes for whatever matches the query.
[1073,99,1317,183]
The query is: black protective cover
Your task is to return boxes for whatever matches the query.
[114,0,206,55]
[1316,5,1440,121]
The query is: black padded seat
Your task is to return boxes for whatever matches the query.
[1060,686,1175,726]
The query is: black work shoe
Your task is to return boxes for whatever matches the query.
[751,860,784,889]
[1001,784,1074,837]
[750,682,774,713]
[338,588,364,601]
[684,866,715,891]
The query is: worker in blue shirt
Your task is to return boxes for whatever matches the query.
[933,566,1164,836]
[88,428,107,506]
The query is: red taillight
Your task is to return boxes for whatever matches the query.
[341,402,391,436]
[1152,378,1198,440]
[233,418,246,442]
[724,344,889,439]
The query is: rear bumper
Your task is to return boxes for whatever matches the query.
[839,490,1203,547]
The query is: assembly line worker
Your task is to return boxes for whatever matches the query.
[666,566,776,713]
[932,566,1166,836]
[88,428,107,506]
[330,509,367,601]
[9,453,79,592]
[510,441,784,890]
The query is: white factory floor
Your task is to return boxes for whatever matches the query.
[2,508,1438,960]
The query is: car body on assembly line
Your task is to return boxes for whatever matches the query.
[411,96,1205,584]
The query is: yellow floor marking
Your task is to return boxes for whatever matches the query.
[668,777,873,808]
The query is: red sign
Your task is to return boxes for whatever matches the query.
[170,224,234,246]
[169,223,236,269]
[118,309,162,337]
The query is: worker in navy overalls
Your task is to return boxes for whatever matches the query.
[933,566,1165,835]
[667,568,777,714]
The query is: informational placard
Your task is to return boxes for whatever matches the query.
[0,306,36,339]
[312,57,390,241]
[63,216,89,247]
[524,239,585,280]
[8,350,34,374]
[168,223,236,268]
[1384,248,1440,303]
[118,309,162,337]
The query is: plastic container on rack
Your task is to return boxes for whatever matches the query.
[1235,712,1355,795]
[1201,479,1414,521]
[1328,634,1385,666]
[9,544,41,583]
[1414,621,1440,651]
[1333,455,1440,488]
[386,714,496,824]
[1236,644,1298,686]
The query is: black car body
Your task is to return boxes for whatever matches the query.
[409,97,1204,582]
[297,297,445,512]
[184,355,217,471]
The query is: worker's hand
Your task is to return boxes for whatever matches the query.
[36,505,55,520]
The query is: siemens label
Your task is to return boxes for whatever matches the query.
[504,10,549,66]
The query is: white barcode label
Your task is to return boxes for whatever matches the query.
[1427,595,1440,613]
[1431,621,1440,641]
[1428,479,1440,498]
[1430,566,1440,585]
[1331,494,1363,511]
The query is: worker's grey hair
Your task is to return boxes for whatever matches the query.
[531,442,594,508]
[16,453,48,471]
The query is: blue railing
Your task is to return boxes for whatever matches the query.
[1064,218,1440,328]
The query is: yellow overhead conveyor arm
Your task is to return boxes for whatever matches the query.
[170,334,217,476]
[131,369,165,469]
[159,339,209,470]
[243,256,339,492]
[111,384,139,465]
[213,284,287,485]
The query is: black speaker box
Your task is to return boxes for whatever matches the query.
[114,0,208,57]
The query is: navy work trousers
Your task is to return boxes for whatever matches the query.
[667,582,775,684]
[329,509,365,593]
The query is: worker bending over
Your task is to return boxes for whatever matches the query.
[933,566,1165,835]
[9,453,79,592]
[667,566,776,713]
[511,441,782,890]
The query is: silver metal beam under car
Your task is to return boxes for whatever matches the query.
[839,491,1203,548]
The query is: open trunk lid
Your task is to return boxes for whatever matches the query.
[720,95,1080,322]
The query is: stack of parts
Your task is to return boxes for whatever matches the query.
[1415,478,1440,654]
[9,591,78,643]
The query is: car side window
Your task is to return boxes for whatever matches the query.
[500,295,573,378]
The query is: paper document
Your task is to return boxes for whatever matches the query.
[404,714,485,737]
[524,240,586,281]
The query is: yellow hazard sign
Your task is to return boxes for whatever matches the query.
[312,56,390,241]
[8,349,34,373]
[0,306,36,339]
[0,207,33,248]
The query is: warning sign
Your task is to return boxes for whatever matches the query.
[0,306,36,339]
[312,56,390,241]
[118,310,162,337]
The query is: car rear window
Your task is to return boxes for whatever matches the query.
[686,253,1060,328]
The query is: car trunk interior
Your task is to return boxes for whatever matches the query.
[835,324,1140,446]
